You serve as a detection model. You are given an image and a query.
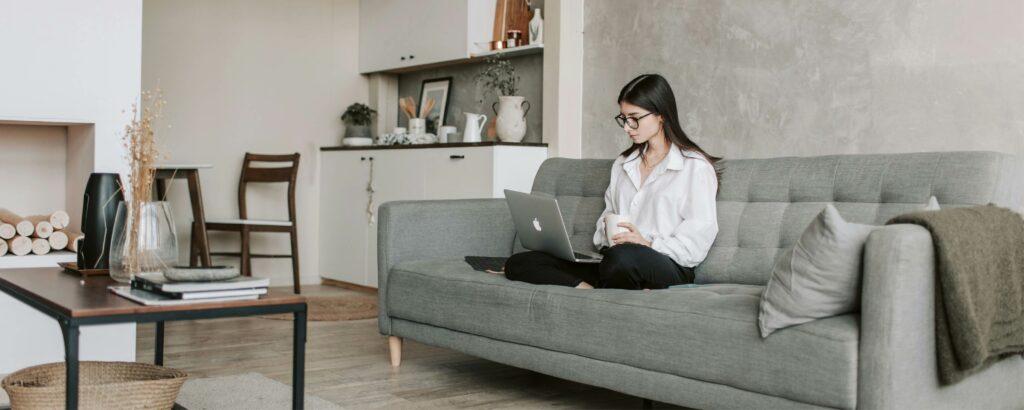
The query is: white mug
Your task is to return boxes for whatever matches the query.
[438,125,457,143]
[463,113,487,143]
[393,127,407,135]
[605,213,631,244]
[408,118,426,135]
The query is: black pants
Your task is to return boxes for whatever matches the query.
[504,243,695,289]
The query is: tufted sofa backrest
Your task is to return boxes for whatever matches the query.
[522,152,1023,285]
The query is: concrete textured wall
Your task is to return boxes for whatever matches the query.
[582,0,1024,160]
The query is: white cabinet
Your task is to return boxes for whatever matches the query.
[318,151,371,286]
[363,150,424,288]
[358,0,496,73]
[319,144,548,287]
[421,147,493,199]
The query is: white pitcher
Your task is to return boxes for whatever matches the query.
[463,112,487,143]
[492,96,530,143]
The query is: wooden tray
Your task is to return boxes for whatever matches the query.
[59,262,109,277]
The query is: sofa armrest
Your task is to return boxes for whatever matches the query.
[377,198,516,335]
[858,224,1024,410]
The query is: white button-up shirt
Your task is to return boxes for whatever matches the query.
[593,144,720,268]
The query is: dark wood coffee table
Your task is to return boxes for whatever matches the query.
[0,268,307,410]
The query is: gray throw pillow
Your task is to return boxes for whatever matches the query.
[758,204,874,337]
[758,197,941,337]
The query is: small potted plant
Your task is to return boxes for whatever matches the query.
[341,103,376,141]
[475,56,529,143]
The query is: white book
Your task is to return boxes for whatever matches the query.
[109,286,259,306]
[177,288,268,300]
[135,272,270,293]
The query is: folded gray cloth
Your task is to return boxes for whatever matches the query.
[888,204,1024,385]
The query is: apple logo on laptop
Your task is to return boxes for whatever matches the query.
[532,217,542,232]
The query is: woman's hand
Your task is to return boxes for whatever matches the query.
[611,222,651,247]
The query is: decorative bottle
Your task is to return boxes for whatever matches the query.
[529,8,543,45]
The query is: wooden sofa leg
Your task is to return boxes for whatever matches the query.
[388,336,403,367]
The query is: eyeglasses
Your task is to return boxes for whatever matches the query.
[614,112,655,129]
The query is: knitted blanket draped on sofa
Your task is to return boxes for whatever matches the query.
[889,205,1024,385]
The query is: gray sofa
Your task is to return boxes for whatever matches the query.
[377,151,1024,409]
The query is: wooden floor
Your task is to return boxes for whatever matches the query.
[136,285,682,409]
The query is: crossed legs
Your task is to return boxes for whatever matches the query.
[505,244,693,289]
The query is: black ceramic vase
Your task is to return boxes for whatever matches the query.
[78,173,124,269]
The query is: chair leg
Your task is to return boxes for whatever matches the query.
[185,170,212,267]
[189,222,199,267]
[290,229,301,294]
[388,336,402,367]
[240,227,251,277]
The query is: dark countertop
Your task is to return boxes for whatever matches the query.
[320,141,548,151]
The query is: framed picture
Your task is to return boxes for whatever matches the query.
[419,77,452,134]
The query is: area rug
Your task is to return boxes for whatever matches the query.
[260,294,378,321]
[176,372,342,410]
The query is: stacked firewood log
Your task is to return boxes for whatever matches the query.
[0,208,82,257]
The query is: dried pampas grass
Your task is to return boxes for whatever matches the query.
[120,89,166,274]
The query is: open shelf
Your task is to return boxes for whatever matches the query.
[0,251,76,269]
[383,43,545,74]
[470,43,544,59]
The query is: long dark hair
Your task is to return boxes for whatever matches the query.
[617,74,722,189]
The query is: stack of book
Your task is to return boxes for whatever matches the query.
[110,272,270,306]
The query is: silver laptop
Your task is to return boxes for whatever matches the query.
[504,189,603,263]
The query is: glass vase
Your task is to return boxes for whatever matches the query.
[109,201,178,283]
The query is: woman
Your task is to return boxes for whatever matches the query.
[505,74,721,290]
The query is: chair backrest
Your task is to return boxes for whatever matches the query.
[237,152,301,222]
[525,151,1023,286]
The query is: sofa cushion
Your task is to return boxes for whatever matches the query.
[758,204,876,337]
[387,258,859,409]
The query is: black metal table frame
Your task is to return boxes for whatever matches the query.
[0,285,307,410]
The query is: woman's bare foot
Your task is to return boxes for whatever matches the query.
[576,281,594,289]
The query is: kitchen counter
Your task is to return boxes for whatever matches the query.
[320,141,548,151]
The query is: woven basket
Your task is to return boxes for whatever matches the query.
[1,361,187,410]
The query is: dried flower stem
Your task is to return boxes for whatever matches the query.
[120,90,165,274]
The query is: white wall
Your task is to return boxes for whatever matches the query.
[0,0,141,375]
[542,0,585,159]
[142,0,368,286]
[0,125,67,216]
[0,0,141,172]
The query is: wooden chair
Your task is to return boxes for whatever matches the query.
[195,153,302,293]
